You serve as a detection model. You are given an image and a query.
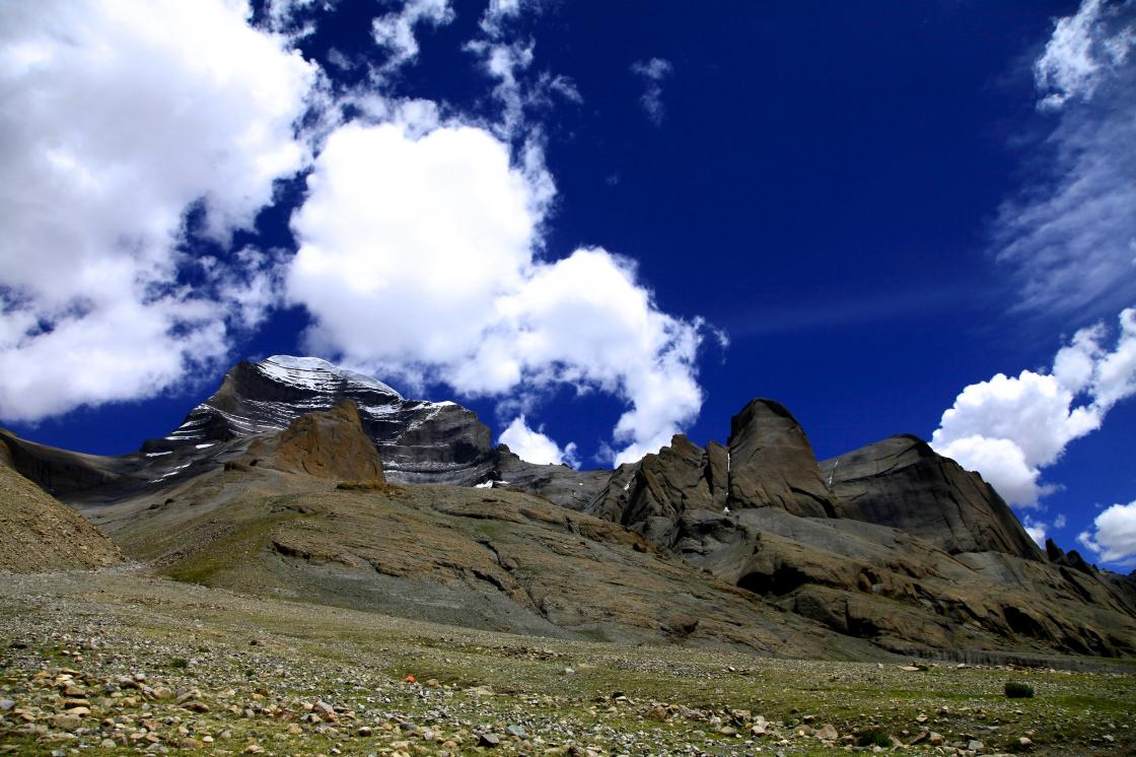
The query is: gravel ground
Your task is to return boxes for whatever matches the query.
[1,568,1133,756]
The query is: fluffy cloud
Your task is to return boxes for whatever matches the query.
[630,58,673,125]
[371,0,454,74]
[286,119,708,465]
[1078,500,1136,565]
[0,0,316,422]
[499,415,578,467]
[932,308,1136,506]
[995,0,1136,317]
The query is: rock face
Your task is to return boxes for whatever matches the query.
[820,435,1042,558]
[0,463,121,572]
[584,399,1136,658]
[588,435,727,547]
[242,401,385,484]
[727,400,837,517]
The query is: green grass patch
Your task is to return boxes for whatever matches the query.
[166,513,301,585]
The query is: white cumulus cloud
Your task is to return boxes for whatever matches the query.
[1078,500,1136,565]
[286,119,708,466]
[499,415,577,467]
[0,0,317,422]
[932,307,1136,507]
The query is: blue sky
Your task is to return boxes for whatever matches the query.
[1,0,1134,566]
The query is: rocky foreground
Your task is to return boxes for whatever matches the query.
[2,570,1133,756]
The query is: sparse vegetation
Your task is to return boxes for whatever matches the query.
[1005,680,1036,698]
[1,571,1133,755]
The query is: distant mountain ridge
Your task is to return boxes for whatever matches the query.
[2,354,1134,659]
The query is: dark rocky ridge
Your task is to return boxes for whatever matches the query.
[584,399,1136,657]
[588,399,1040,561]
[0,356,608,508]
[727,400,837,518]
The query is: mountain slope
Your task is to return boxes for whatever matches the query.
[0,459,121,572]
[3,355,1134,660]
[84,407,874,658]
[151,355,496,485]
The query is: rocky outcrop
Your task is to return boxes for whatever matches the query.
[0,464,122,572]
[727,400,836,517]
[586,435,728,547]
[820,435,1042,559]
[582,398,1136,658]
[242,401,385,484]
[488,446,609,510]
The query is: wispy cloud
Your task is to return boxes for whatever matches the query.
[994,0,1136,319]
[371,0,455,76]
[630,57,673,125]
[724,285,978,340]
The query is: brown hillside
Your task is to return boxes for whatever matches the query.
[0,463,121,572]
